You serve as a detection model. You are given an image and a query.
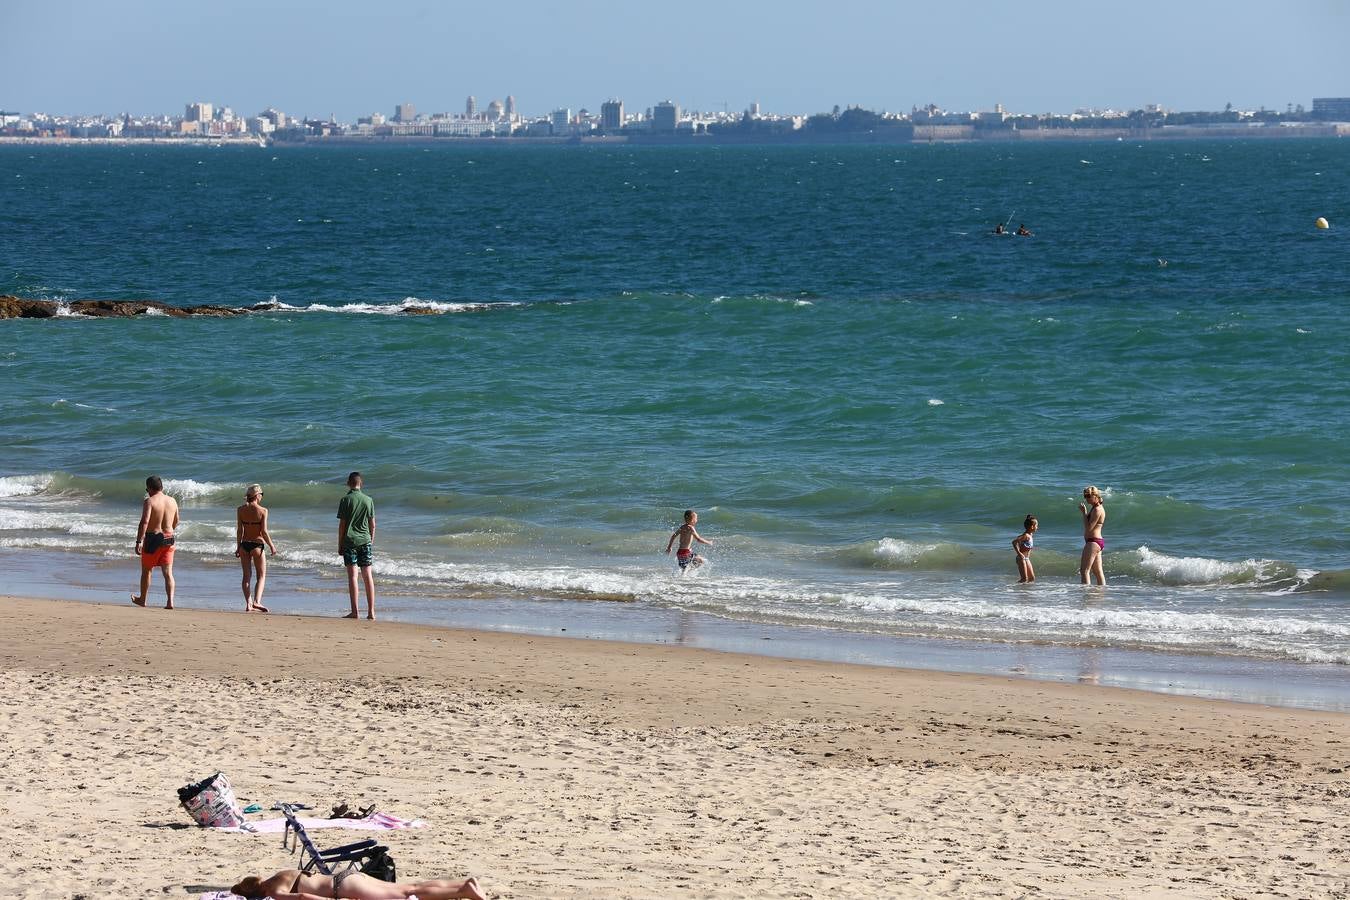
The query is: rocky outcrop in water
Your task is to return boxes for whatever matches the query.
[0,296,251,318]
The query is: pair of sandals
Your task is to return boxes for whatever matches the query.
[330,802,378,820]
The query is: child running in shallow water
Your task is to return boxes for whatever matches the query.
[1012,515,1038,583]
[665,509,713,574]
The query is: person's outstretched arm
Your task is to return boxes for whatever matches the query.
[692,528,713,546]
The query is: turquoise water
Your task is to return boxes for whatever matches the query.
[1,141,1348,673]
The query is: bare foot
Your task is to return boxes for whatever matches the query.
[366,614,376,621]
[164,603,174,610]
[342,612,359,619]
[460,877,486,900]
[130,594,146,607]
[249,604,269,613]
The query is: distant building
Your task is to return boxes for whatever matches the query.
[487,99,504,121]
[395,102,416,123]
[259,107,287,129]
[185,101,213,122]
[748,101,760,117]
[465,95,477,118]
[1312,97,1350,120]
[431,118,493,136]
[505,95,516,118]
[652,99,679,132]
[550,107,571,133]
[601,98,623,131]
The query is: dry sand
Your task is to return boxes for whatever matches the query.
[1,596,1347,899]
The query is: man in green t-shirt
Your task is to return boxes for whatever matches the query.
[337,471,376,619]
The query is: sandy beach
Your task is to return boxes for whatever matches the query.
[1,595,1347,899]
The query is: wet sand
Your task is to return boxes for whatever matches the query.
[2,595,1347,898]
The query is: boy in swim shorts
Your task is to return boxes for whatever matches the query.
[132,475,180,609]
[665,509,713,575]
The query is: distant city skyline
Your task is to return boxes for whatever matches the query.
[3,1,1348,121]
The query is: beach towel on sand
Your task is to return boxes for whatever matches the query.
[213,811,425,833]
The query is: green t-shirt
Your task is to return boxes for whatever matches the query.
[337,488,374,548]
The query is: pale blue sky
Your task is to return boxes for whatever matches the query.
[3,0,1347,119]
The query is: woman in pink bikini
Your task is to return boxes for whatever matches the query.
[1079,485,1107,585]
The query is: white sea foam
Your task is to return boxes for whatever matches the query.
[0,506,131,537]
[873,538,941,564]
[713,295,812,307]
[0,536,123,556]
[0,474,55,498]
[260,297,517,316]
[53,400,118,412]
[162,478,236,500]
[835,592,1350,639]
[927,398,944,406]
[1134,546,1273,585]
[1229,635,1350,665]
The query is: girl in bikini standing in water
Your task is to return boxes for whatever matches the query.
[236,483,278,612]
[1079,485,1106,585]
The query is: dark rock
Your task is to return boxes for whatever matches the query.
[0,295,59,318]
[183,305,245,317]
[2,295,417,318]
[69,300,188,318]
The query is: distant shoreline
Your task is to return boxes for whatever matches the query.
[2,123,1346,149]
[0,135,265,147]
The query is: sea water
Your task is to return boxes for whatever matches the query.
[1,141,1347,705]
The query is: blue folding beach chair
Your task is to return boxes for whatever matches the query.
[279,804,397,881]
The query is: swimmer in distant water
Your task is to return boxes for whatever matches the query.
[665,509,713,574]
[1016,223,1033,236]
[1079,486,1107,585]
[993,222,1007,235]
[236,483,278,612]
[1012,515,1038,583]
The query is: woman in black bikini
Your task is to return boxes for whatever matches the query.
[231,867,485,900]
[236,483,278,612]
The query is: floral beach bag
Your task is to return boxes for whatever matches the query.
[178,772,245,828]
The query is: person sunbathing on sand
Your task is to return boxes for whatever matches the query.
[231,867,485,900]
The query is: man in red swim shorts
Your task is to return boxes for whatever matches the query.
[132,475,181,609]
